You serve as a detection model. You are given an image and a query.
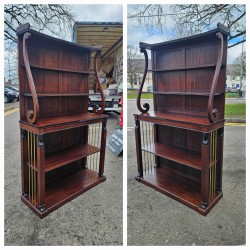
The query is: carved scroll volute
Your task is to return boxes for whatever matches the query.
[23,32,39,123]
[93,51,105,114]
[208,32,224,123]
[136,47,150,113]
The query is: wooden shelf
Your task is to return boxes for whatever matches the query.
[22,64,90,74]
[152,63,217,72]
[136,167,222,215]
[134,111,224,132]
[23,93,89,97]
[152,91,223,96]
[26,144,100,172]
[22,168,106,218]
[46,144,100,172]
[142,142,202,170]
[20,113,108,133]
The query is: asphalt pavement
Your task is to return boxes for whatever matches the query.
[127,99,246,246]
[4,104,123,246]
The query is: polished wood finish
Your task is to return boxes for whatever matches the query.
[134,23,228,215]
[21,168,106,218]
[17,23,108,218]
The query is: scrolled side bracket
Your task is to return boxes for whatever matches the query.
[208,32,224,123]
[136,47,150,113]
[93,51,105,114]
[23,32,39,124]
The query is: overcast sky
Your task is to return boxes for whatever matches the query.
[127,5,244,64]
[72,4,123,22]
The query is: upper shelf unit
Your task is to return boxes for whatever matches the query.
[17,23,105,125]
[136,23,229,124]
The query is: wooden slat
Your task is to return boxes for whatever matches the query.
[142,142,202,170]
[23,93,89,97]
[45,144,100,172]
[152,91,223,96]
[137,167,201,207]
[22,64,90,74]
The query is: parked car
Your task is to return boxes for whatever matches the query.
[4,87,19,103]
[5,86,19,101]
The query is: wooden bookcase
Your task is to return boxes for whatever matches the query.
[134,23,229,215]
[17,23,108,218]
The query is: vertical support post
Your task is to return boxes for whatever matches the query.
[216,127,224,193]
[201,132,210,209]
[99,120,107,177]
[135,119,143,177]
[20,129,28,196]
[37,134,46,213]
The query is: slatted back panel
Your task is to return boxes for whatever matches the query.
[18,32,91,120]
[152,35,227,119]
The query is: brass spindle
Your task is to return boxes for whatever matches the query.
[90,124,93,171]
[214,130,217,197]
[28,131,30,199]
[141,121,145,173]
[145,122,149,173]
[30,133,34,203]
[94,123,98,173]
[34,134,36,205]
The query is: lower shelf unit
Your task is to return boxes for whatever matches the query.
[20,114,108,218]
[134,116,224,216]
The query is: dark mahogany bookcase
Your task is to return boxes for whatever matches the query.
[17,23,108,218]
[134,23,229,215]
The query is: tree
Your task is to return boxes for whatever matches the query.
[128,4,246,48]
[4,4,75,83]
[127,45,144,89]
[234,51,246,77]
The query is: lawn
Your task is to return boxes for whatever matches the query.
[127,90,153,99]
[128,90,245,119]
[225,103,246,119]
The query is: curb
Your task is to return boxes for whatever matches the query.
[225,118,246,123]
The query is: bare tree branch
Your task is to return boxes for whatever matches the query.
[128,4,246,48]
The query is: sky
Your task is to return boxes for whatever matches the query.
[72,4,123,23]
[127,5,245,64]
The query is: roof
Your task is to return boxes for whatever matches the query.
[140,22,229,50]
[73,21,123,56]
[16,23,101,53]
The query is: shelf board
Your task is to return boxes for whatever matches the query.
[20,113,108,133]
[23,93,89,97]
[134,111,224,132]
[136,167,222,215]
[22,64,90,74]
[152,91,223,96]
[22,168,106,218]
[152,63,217,72]
[142,142,202,170]
[46,144,100,172]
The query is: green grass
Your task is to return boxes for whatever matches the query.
[127,90,153,99]
[128,90,245,119]
[225,103,246,119]
[226,92,238,98]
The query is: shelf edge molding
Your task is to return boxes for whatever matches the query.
[23,31,39,124]
[93,51,105,114]
[136,47,150,113]
[207,31,224,123]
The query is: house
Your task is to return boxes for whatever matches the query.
[226,64,246,90]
